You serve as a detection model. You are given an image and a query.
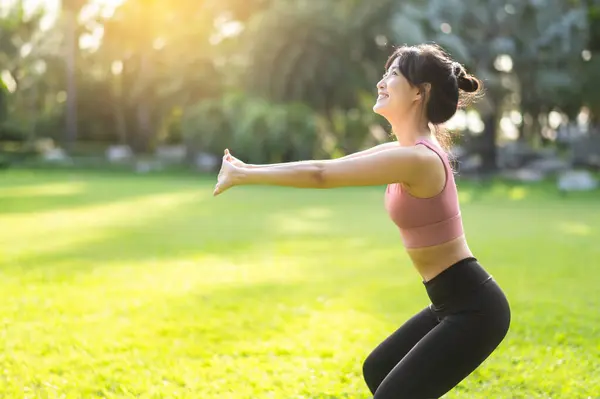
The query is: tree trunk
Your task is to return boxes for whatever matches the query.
[64,10,78,151]
[115,107,128,145]
[113,71,128,145]
[135,52,153,153]
[480,113,498,173]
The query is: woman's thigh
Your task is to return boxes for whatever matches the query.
[362,306,439,394]
[373,284,511,399]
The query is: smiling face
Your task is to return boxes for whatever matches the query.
[372,56,421,121]
[372,44,484,149]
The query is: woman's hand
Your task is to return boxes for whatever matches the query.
[224,149,248,168]
[213,153,243,197]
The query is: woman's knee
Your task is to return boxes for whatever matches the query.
[362,352,385,394]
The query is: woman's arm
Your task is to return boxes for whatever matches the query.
[242,141,399,169]
[332,141,400,160]
[237,145,434,189]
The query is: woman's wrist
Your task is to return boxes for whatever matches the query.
[235,166,256,185]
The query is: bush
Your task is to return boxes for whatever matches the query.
[182,93,321,164]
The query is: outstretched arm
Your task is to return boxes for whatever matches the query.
[239,141,399,169]
[330,141,400,161]
[227,146,434,191]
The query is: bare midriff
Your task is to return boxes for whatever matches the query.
[405,235,474,282]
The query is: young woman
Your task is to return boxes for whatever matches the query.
[213,43,511,399]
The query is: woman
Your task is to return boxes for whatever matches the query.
[213,43,511,399]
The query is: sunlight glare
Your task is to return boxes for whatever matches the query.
[80,25,105,51]
[1,70,17,93]
[559,222,592,236]
[1,0,125,32]
[0,182,85,198]
[500,116,518,140]
[508,187,527,201]
[111,60,123,75]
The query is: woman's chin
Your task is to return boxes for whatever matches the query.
[372,101,389,116]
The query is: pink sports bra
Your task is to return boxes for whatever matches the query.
[384,138,464,249]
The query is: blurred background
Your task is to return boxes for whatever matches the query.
[1,1,600,398]
[0,0,599,185]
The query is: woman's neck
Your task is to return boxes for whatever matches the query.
[390,118,433,147]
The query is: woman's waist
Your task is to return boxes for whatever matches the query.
[406,235,474,282]
[420,253,494,309]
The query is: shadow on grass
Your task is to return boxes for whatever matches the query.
[6,185,401,275]
[3,168,599,217]
[0,170,209,215]
[6,170,599,280]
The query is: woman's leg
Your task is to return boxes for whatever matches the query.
[362,306,439,395]
[372,282,511,399]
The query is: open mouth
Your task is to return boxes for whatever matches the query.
[377,93,389,100]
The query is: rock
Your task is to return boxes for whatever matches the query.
[557,170,598,192]
[106,145,133,162]
[43,147,70,162]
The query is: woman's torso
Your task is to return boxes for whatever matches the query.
[385,138,473,282]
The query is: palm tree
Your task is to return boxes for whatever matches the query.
[60,0,89,151]
[239,0,397,154]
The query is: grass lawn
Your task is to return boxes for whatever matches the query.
[1,169,599,399]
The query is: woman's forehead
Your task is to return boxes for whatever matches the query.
[389,57,401,69]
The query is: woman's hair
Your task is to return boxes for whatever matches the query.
[385,43,483,150]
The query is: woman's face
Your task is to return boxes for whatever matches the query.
[372,57,420,120]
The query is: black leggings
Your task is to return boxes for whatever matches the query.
[362,257,511,399]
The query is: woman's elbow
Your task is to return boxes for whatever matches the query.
[313,163,353,189]
[307,162,338,189]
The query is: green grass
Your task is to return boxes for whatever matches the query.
[1,169,599,399]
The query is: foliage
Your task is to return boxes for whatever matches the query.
[0,79,7,123]
[590,1,600,51]
[241,0,381,115]
[581,55,600,117]
[0,1,49,141]
[388,0,593,170]
[182,93,320,163]
[0,0,599,166]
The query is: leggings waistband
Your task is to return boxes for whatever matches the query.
[423,257,492,307]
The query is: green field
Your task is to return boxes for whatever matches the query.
[1,169,599,399]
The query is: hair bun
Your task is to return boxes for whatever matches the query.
[458,75,479,93]
[452,62,479,93]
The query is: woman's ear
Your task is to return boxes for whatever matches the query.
[416,83,431,103]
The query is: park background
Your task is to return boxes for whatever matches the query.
[1,0,600,398]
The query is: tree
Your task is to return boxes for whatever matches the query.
[0,1,48,142]
[59,0,89,150]
[393,0,589,172]
[97,0,225,152]
[235,0,400,154]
